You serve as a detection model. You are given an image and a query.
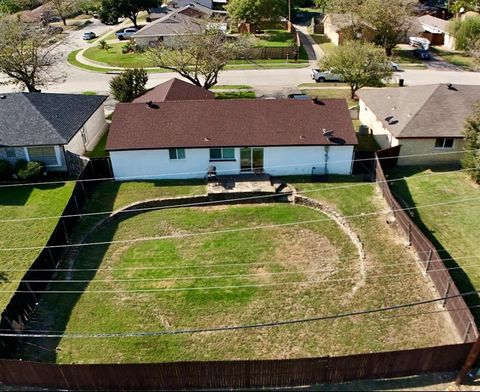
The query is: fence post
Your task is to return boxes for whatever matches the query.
[442,281,451,307]
[424,249,433,274]
[456,336,480,385]
[407,222,412,246]
[24,282,38,303]
[62,219,69,244]
[47,248,56,268]
[80,181,89,201]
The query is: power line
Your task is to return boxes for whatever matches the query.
[0,148,476,189]
[2,290,478,338]
[12,259,480,285]
[1,166,476,224]
[1,194,479,253]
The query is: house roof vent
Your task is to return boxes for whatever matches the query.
[322,128,334,137]
[447,83,457,91]
[0,95,6,100]
[146,101,159,109]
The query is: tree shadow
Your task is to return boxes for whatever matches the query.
[388,165,480,322]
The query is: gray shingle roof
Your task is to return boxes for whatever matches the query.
[419,14,450,33]
[0,92,107,147]
[357,84,480,138]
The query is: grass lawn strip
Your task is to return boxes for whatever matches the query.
[388,167,480,320]
[0,183,74,311]
[15,178,459,363]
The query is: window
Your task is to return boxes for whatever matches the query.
[4,147,16,158]
[434,138,454,149]
[209,148,235,161]
[27,146,59,166]
[169,148,185,160]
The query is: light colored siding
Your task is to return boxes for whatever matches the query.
[323,18,341,46]
[66,104,107,155]
[359,100,394,150]
[397,138,464,166]
[110,146,354,180]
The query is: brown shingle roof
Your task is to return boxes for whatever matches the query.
[106,99,358,151]
[133,78,215,103]
[358,84,480,138]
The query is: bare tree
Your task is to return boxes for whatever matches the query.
[147,22,252,89]
[50,0,78,26]
[0,19,62,92]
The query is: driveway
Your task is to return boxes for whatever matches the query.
[293,22,324,65]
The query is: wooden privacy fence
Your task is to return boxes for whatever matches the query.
[0,158,113,355]
[0,343,474,390]
[374,152,478,343]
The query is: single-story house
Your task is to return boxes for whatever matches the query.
[358,84,480,166]
[133,78,215,103]
[106,86,358,180]
[418,14,453,49]
[322,13,376,46]
[134,3,225,47]
[0,92,107,172]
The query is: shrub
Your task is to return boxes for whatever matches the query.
[98,40,111,51]
[0,160,12,181]
[15,160,45,181]
[109,68,148,102]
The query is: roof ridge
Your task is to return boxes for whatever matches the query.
[396,85,440,138]
[21,93,62,140]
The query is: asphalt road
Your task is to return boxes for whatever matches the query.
[0,18,479,95]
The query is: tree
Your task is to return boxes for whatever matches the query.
[0,19,61,92]
[319,40,393,99]
[109,68,148,102]
[100,0,157,28]
[147,24,252,89]
[451,0,480,14]
[226,0,285,26]
[50,0,78,26]
[360,0,412,56]
[450,16,480,52]
[461,102,480,184]
[314,0,330,13]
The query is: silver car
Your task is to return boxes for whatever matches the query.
[311,69,343,83]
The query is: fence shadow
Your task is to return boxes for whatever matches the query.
[387,166,480,322]
[14,188,121,363]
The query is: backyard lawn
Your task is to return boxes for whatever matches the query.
[15,178,459,364]
[0,183,74,311]
[388,167,480,319]
[254,29,296,47]
[301,88,357,107]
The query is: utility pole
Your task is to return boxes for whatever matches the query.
[455,336,480,385]
[288,0,291,22]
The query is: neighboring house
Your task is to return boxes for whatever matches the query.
[0,93,107,172]
[133,78,215,103]
[106,83,357,180]
[418,14,453,48]
[322,13,376,46]
[358,84,480,166]
[167,0,227,11]
[134,3,225,46]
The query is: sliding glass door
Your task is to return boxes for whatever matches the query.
[240,147,264,173]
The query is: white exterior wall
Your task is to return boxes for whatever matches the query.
[323,20,341,46]
[264,146,353,176]
[66,104,107,156]
[359,100,396,150]
[444,33,455,50]
[110,146,354,180]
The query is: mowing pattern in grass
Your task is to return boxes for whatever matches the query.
[388,167,480,320]
[84,43,155,68]
[15,179,459,363]
[0,183,74,310]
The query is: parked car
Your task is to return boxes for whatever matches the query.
[311,69,343,83]
[409,36,430,50]
[115,28,139,40]
[287,93,311,100]
[413,48,431,60]
[82,32,97,40]
[390,61,400,71]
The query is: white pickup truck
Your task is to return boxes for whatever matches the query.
[310,69,343,83]
[115,28,139,40]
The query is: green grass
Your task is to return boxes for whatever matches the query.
[215,91,256,99]
[301,88,357,107]
[311,34,336,55]
[83,43,155,68]
[392,48,427,69]
[388,167,480,321]
[254,29,296,47]
[0,183,74,311]
[67,49,115,73]
[430,47,477,70]
[82,91,97,95]
[15,178,459,363]
[210,85,253,90]
[86,130,109,158]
